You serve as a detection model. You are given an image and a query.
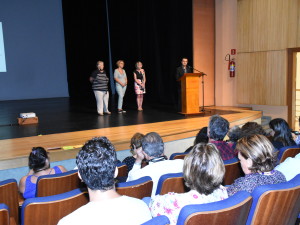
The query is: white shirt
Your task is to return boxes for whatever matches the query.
[275,153,300,181]
[57,196,151,225]
[127,159,184,197]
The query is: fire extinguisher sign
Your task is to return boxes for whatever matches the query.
[231,49,236,55]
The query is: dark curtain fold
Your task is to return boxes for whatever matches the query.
[62,0,193,106]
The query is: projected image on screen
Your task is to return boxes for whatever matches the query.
[0,22,7,72]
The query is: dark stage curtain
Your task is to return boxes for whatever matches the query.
[62,0,193,108]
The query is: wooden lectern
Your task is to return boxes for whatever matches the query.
[178,73,202,114]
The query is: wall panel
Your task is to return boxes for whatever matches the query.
[237,50,287,105]
[238,0,299,52]
[237,0,299,106]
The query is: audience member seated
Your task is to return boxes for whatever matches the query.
[240,122,266,138]
[269,118,296,150]
[294,117,300,145]
[122,132,144,172]
[19,147,67,199]
[184,127,208,153]
[208,115,235,160]
[227,134,286,196]
[58,137,151,225]
[127,132,184,197]
[227,125,241,150]
[275,153,300,181]
[149,143,228,225]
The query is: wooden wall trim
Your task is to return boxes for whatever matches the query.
[287,48,300,128]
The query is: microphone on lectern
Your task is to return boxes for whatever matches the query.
[188,65,207,75]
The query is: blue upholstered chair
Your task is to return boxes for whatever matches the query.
[116,176,153,199]
[155,172,186,195]
[21,188,89,225]
[177,191,252,225]
[0,179,19,224]
[246,174,300,225]
[141,215,170,225]
[169,152,187,160]
[0,203,9,225]
[223,157,243,185]
[277,145,300,163]
[36,170,82,197]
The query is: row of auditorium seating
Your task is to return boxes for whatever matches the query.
[143,174,300,225]
[0,163,239,225]
[276,145,300,163]
[1,173,299,225]
[118,156,243,187]
[0,145,299,224]
[170,145,300,163]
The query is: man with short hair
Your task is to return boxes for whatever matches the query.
[127,132,184,197]
[58,137,151,225]
[208,115,235,161]
[176,58,192,112]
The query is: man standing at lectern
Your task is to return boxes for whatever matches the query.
[176,58,192,112]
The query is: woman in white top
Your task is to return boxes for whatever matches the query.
[114,60,127,113]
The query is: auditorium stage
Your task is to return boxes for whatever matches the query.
[0,97,262,170]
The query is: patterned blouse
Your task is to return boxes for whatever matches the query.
[227,170,286,196]
[149,186,228,225]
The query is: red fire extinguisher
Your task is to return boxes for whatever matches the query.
[229,58,235,77]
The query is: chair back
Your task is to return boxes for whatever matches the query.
[169,152,187,160]
[116,162,128,177]
[116,176,153,199]
[141,215,170,225]
[278,146,300,163]
[0,179,19,223]
[223,157,243,185]
[156,172,186,195]
[177,191,252,225]
[36,170,82,197]
[246,174,300,225]
[21,188,89,225]
[0,204,9,225]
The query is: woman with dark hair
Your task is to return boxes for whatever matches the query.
[240,122,266,138]
[227,125,242,150]
[150,143,228,224]
[19,147,67,198]
[227,134,286,196]
[184,127,208,153]
[269,118,296,149]
[122,133,145,172]
[133,61,146,111]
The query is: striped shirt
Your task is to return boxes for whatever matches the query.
[90,69,109,91]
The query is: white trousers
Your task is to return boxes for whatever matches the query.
[93,90,109,114]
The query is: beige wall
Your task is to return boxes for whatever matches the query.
[215,0,237,106]
[193,0,215,106]
[237,0,300,106]
[215,0,290,119]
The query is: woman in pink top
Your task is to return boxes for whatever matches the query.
[149,143,228,225]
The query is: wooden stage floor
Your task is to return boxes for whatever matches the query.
[0,104,262,170]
